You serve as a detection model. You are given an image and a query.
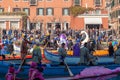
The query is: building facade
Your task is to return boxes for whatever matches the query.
[71,0,108,30]
[110,0,120,35]
[0,0,108,32]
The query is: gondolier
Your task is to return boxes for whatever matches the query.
[114,43,120,64]
[58,43,67,65]
[79,43,89,65]
[5,64,20,80]
[32,43,42,64]
[21,35,31,63]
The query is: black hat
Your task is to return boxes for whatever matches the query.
[24,35,27,39]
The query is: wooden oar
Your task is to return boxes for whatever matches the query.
[64,61,74,77]
[18,56,26,70]
[14,55,26,80]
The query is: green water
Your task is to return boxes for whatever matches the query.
[0,74,5,80]
[1,74,120,80]
[80,74,120,80]
[109,75,120,80]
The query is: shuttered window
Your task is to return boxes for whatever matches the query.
[62,8,70,16]
[23,8,30,15]
[13,8,21,12]
[0,8,4,13]
[37,8,44,15]
[74,0,80,6]
[14,0,19,1]
[94,0,101,6]
[46,8,53,16]
[23,0,29,1]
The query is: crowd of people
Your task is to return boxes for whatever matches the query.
[0,28,120,80]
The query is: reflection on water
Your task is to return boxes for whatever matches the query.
[1,74,120,80]
[109,74,120,80]
[81,74,120,80]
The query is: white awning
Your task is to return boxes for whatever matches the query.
[84,18,102,24]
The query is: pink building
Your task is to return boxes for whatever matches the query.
[0,0,108,32]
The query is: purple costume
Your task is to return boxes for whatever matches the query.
[29,62,44,80]
[73,43,80,56]
[60,34,67,44]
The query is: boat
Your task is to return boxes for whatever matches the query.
[44,49,114,65]
[47,49,109,56]
[0,50,118,80]
[1,60,120,80]
[0,55,32,80]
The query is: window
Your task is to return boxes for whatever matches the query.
[47,23,52,28]
[14,0,19,1]
[23,8,30,15]
[0,8,4,13]
[62,8,69,15]
[38,0,43,1]
[37,8,44,15]
[95,9,101,14]
[10,21,19,29]
[13,8,21,12]
[74,0,80,6]
[64,0,68,1]
[114,0,118,5]
[95,0,101,6]
[23,0,29,1]
[47,0,52,1]
[0,21,6,29]
[119,10,120,16]
[63,22,69,30]
[0,0,2,2]
[111,0,114,8]
[46,8,53,16]
[30,0,37,6]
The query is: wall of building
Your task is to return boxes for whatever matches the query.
[70,17,84,30]
[102,17,108,29]
[0,0,108,31]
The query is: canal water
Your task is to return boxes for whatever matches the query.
[1,73,120,80]
[79,74,120,80]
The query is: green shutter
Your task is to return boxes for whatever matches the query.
[52,8,54,15]
[62,8,64,15]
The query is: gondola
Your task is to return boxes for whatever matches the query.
[0,49,119,80]
[44,49,114,65]
[1,60,120,80]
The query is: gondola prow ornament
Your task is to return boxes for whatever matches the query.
[80,31,89,45]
